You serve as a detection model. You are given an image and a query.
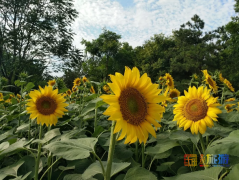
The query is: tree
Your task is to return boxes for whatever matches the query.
[170,15,220,81]
[132,34,175,82]
[220,0,239,90]
[114,42,135,74]
[81,28,122,81]
[0,0,80,85]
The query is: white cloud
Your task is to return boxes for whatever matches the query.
[72,0,236,49]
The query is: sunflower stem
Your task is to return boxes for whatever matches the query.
[135,140,139,162]
[28,118,31,140]
[94,107,98,131]
[219,169,230,180]
[40,157,62,180]
[221,87,225,104]
[193,144,195,154]
[18,85,23,127]
[34,125,43,180]
[104,121,116,180]
[199,133,206,154]
[206,136,209,147]
[142,143,145,168]
[47,126,52,180]
[47,153,52,180]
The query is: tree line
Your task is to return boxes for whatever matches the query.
[1,0,239,92]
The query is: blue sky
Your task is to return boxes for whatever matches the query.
[72,0,236,49]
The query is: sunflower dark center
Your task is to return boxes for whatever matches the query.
[118,88,147,126]
[207,77,214,87]
[169,91,178,99]
[75,80,80,85]
[36,96,57,115]
[167,78,173,86]
[183,98,208,122]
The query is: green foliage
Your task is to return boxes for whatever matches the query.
[0,0,80,88]
[163,167,223,180]
[81,28,135,81]
[44,138,98,160]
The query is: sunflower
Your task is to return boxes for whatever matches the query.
[173,86,222,135]
[73,78,81,86]
[48,80,56,86]
[202,70,209,77]
[17,94,21,99]
[26,86,68,126]
[82,76,88,83]
[66,89,72,96]
[164,73,174,89]
[61,93,67,97]
[219,73,224,83]
[100,67,167,144]
[161,100,167,108]
[225,104,235,113]
[5,94,15,103]
[0,93,3,102]
[0,93,3,99]
[204,75,218,93]
[225,98,235,102]
[72,85,78,92]
[168,88,180,102]
[224,79,234,92]
[193,74,198,80]
[90,86,95,94]
[103,85,111,94]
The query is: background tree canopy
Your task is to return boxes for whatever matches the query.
[0,0,82,91]
[0,0,239,92]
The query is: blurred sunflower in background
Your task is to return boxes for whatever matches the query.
[73,78,81,86]
[225,104,235,113]
[168,88,180,102]
[100,67,167,144]
[219,73,224,83]
[103,85,111,94]
[72,85,78,93]
[5,94,15,103]
[204,74,218,93]
[225,98,235,102]
[66,89,71,96]
[26,86,68,126]
[224,79,234,92]
[164,73,174,89]
[17,94,21,99]
[202,70,209,77]
[82,76,88,83]
[0,93,3,101]
[90,86,95,94]
[173,86,221,134]
[48,79,56,86]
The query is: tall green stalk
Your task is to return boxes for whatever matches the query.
[47,126,52,180]
[221,87,225,104]
[34,125,43,180]
[18,85,23,127]
[199,133,206,154]
[104,121,116,180]
[141,143,145,168]
[135,140,139,162]
[28,118,31,140]
[94,107,98,132]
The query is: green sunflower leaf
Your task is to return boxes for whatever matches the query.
[123,167,157,180]
[163,166,223,180]
[44,138,98,160]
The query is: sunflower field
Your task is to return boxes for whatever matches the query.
[0,67,239,180]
